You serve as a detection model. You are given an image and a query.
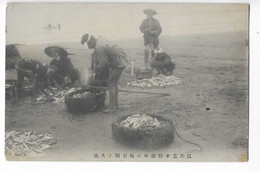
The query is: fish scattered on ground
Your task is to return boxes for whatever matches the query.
[36,87,79,103]
[126,74,182,88]
[5,130,56,159]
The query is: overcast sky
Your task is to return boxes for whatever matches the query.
[6,3,248,44]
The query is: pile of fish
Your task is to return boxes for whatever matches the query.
[72,91,92,98]
[120,113,163,130]
[36,87,79,103]
[127,74,182,88]
[5,130,56,159]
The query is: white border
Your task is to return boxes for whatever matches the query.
[1,0,259,173]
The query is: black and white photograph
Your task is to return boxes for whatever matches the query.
[4,2,249,162]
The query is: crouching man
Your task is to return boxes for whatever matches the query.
[15,57,56,101]
[81,33,128,113]
[44,46,79,88]
[150,48,175,75]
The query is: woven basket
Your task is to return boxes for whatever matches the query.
[65,88,106,113]
[112,114,174,150]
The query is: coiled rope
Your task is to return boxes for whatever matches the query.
[170,120,203,153]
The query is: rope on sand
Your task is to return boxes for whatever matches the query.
[170,120,203,153]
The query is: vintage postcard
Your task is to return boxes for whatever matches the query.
[5,2,249,161]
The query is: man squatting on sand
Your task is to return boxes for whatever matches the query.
[15,46,80,101]
[150,47,176,75]
[44,46,79,88]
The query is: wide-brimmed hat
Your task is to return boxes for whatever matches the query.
[44,46,73,57]
[143,9,157,15]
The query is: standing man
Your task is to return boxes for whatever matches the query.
[139,9,162,69]
[81,34,128,113]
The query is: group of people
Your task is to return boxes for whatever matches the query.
[12,8,175,113]
[140,9,175,75]
[15,46,79,101]
[15,34,128,113]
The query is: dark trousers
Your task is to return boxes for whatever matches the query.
[150,60,175,75]
[87,71,109,110]
[150,60,165,74]
[47,71,64,85]
[68,68,80,84]
[48,68,79,87]
[143,35,159,49]
[107,67,125,107]
[143,35,159,68]
[16,68,34,93]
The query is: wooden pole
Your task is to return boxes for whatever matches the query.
[83,86,170,96]
[131,60,134,77]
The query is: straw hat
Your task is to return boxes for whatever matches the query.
[143,9,157,15]
[44,46,73,57]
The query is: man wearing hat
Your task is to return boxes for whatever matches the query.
[139,9,162,69]
[44,46,79,88]
[15,57,56,100]
[81,34,128,113]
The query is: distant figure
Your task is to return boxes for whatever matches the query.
[6,44,21,70]
[44,46,79,88]
[81,33,128,113]
[139,9,162,69]
[150,48,175,75]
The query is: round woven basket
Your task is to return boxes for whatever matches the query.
[112,114,174,150]
[65,88,106,113]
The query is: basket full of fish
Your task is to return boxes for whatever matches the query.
[65,88,106,113]
[112,113,174,150]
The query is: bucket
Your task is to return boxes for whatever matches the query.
[135,69,153,80]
